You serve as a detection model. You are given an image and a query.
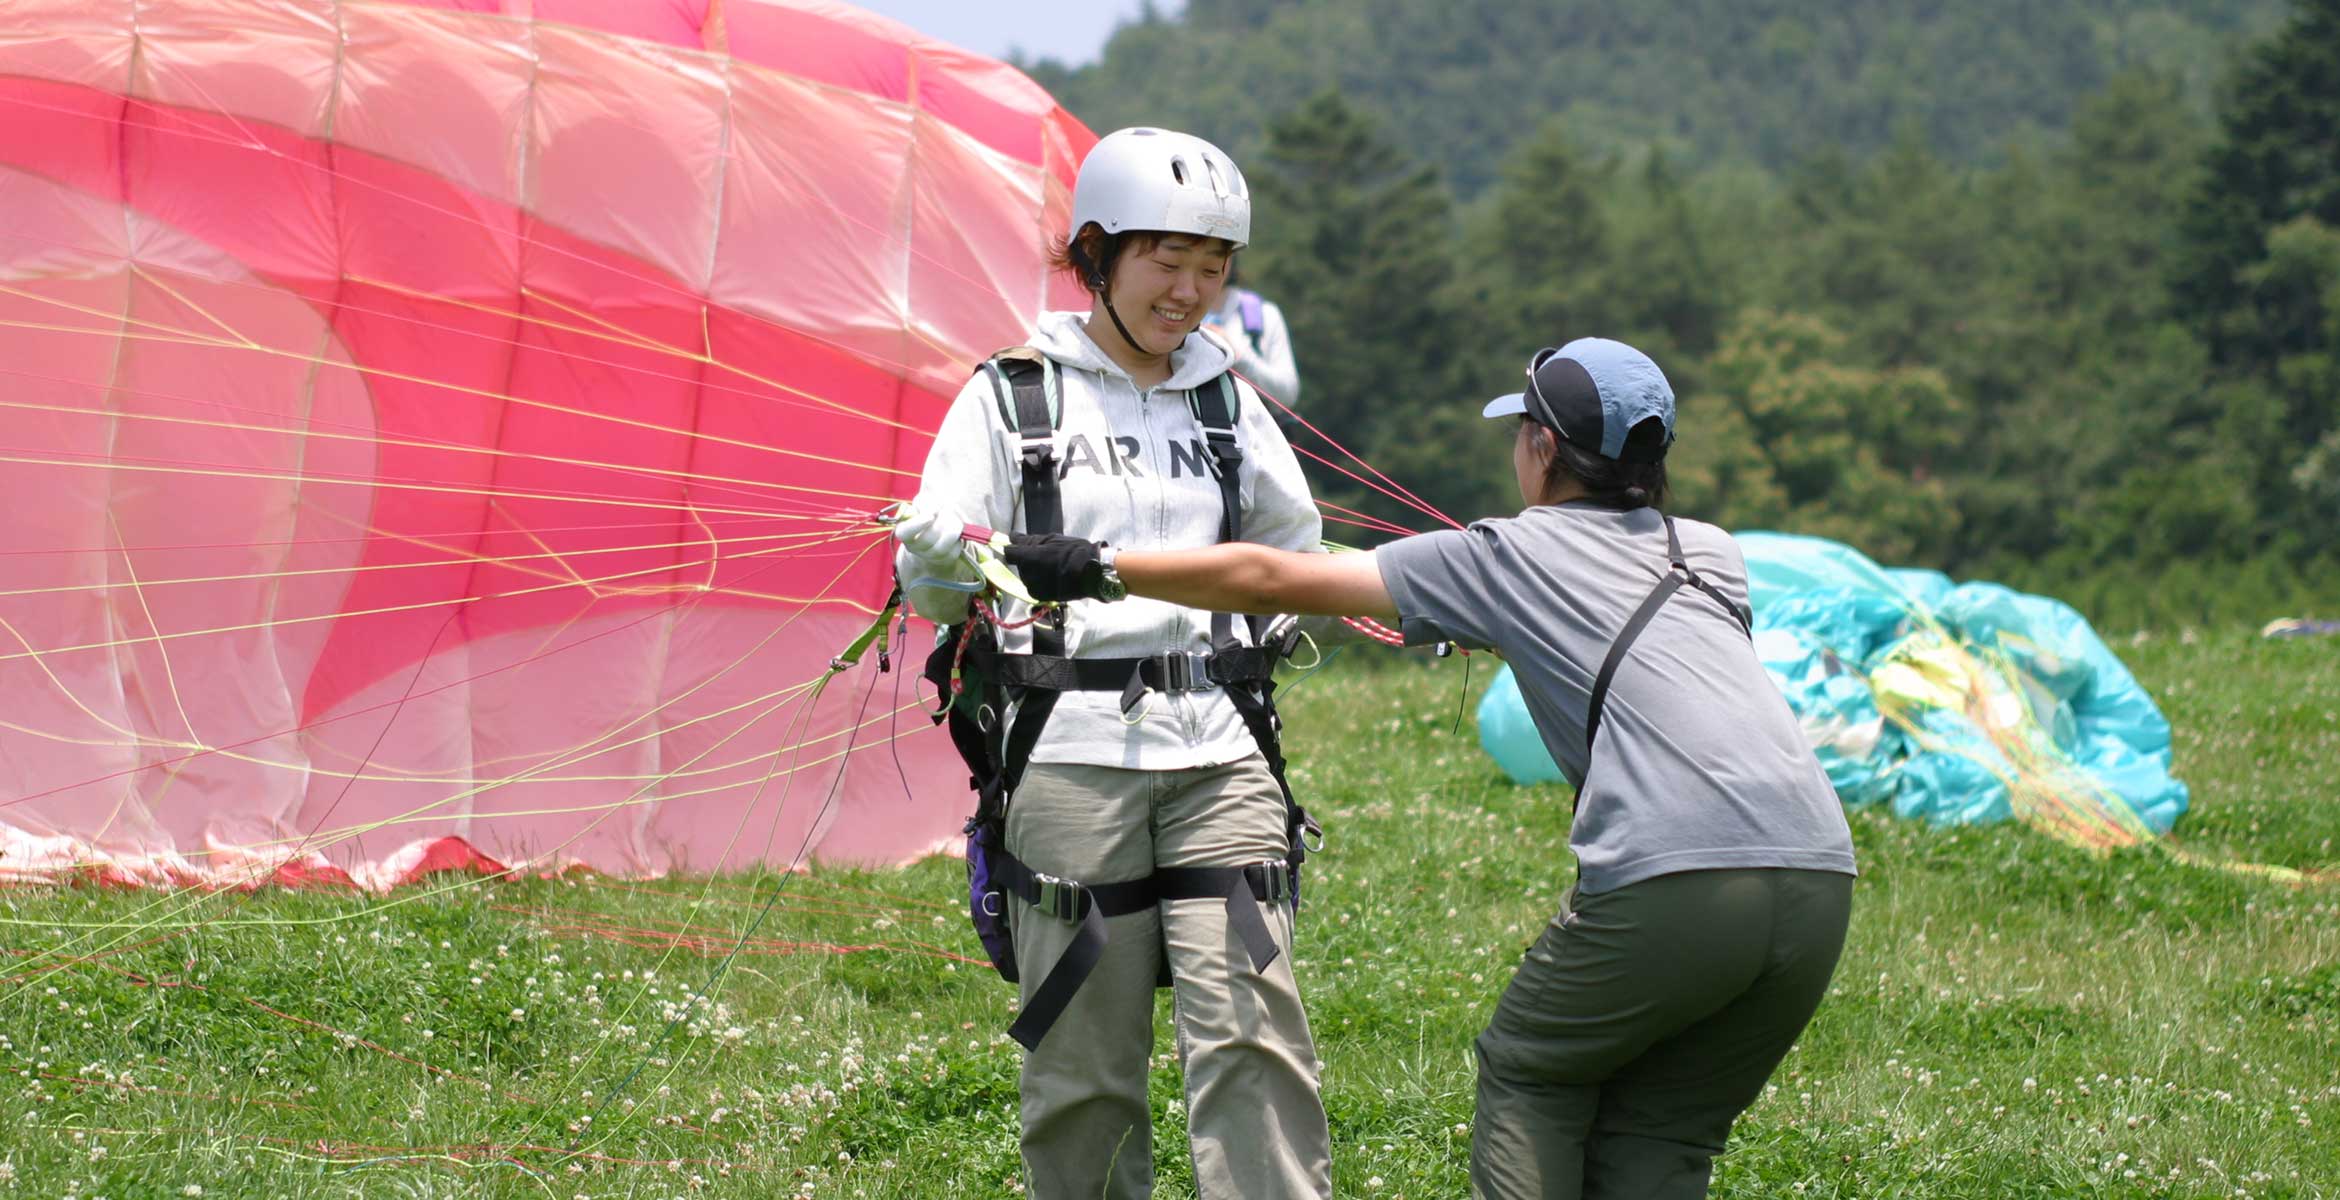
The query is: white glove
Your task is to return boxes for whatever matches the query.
[893,505,967,564]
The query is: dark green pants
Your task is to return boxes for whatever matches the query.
[1469,868,1854,1200]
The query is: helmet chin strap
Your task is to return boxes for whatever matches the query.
[1098,289,1157,363]
[1084,240,1171,370]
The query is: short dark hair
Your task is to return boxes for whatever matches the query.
[1047,226,1235,293]
[1529,417,1669,510]
[1046,225,1166,293]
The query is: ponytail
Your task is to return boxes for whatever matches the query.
[1536,423,1669,510]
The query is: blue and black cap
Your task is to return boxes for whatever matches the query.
[1481,337,1674,463]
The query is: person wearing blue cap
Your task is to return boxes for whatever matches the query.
[971,337,1859,1199]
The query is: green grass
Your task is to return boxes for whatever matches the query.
[0,629,2333,1198]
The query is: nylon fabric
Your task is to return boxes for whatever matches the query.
[0,0,1103,885]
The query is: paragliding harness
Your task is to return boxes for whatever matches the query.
[1577,513,1755,806]
[922,348,1319,1051]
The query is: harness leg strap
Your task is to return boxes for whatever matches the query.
[1225,869,1281,973]
[1007,902,1107,1052]
[1155,863,1286,975]
[991,846,1159,1051]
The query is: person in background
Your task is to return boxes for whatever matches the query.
[1202,262,1302,413]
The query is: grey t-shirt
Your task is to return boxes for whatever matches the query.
[1375,503,1856,894]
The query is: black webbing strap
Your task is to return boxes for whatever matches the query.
[1188,375,1319,914]
[1154,862,1288,975]
[1584,515,1755,752]
[1191,373,1245,545]
[994,690,1057,800]
[1585,573,1684,751]
[988,354,1065,800]
[1190,374,1247,655]
[1687,573,1753,636]
[989,845,1290,1050]
[987,847,1157,1050]
[989,646,1280,694]
[995,355,1067,661]
[1223,678,1297,809]
[990,355,1060,536]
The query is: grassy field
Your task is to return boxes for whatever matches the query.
[0,629,2333,1198]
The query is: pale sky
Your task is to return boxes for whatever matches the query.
[853,0,1183,66]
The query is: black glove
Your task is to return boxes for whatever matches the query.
[1003,533,1106,603]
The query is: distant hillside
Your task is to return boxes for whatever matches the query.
[1024,0,2290,193]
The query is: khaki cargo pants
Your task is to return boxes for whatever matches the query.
[1470,867,1855,1200]
[1005,755,1332,1200]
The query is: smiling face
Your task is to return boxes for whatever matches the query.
[1090,233,1233,359]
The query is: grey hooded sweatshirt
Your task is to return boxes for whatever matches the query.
[898,311,1322,771]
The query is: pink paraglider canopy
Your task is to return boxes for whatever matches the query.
[0,0,1097,888]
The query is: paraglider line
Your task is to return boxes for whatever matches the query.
[0,527,886,830]
[0,510,792,559]
[107,512,207,756]
[0,310,913,498]
[0,539,885,1001]
[1250,382,1462,531]
[0,520,836,603]
[0,605,471,1008]
[0,444,891,522]
[0,241,935,436]
[510,549,901,1150]
[0,90,1027,413]
[1293,443,1462,532]
[557,637,894,1162]
[289,603,469,881]
[0,377,914,515]
[0,524,892,667]
[1313,497,1421,538]
[0,576,817,811]
[888,609,918,811]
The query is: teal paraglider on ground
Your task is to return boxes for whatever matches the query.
[1476,533,2191,842]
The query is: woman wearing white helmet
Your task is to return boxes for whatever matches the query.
[894,128,1332,1199]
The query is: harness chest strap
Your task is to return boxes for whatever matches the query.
[982,355,1261,712]
[994,351,1069,805]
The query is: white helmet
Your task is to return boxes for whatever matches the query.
[1070,127,1251,250]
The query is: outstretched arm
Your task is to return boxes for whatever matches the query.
[914,526,1406,623]
[1116,544,1400,622]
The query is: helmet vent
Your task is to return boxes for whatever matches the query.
[1169,156,1188,185]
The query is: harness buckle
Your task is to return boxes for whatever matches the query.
[1030,871,1085,922]
[1262,614,1304,660]
[1155,652,1215,692]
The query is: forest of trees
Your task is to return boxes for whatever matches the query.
[1024,0,2337,629]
